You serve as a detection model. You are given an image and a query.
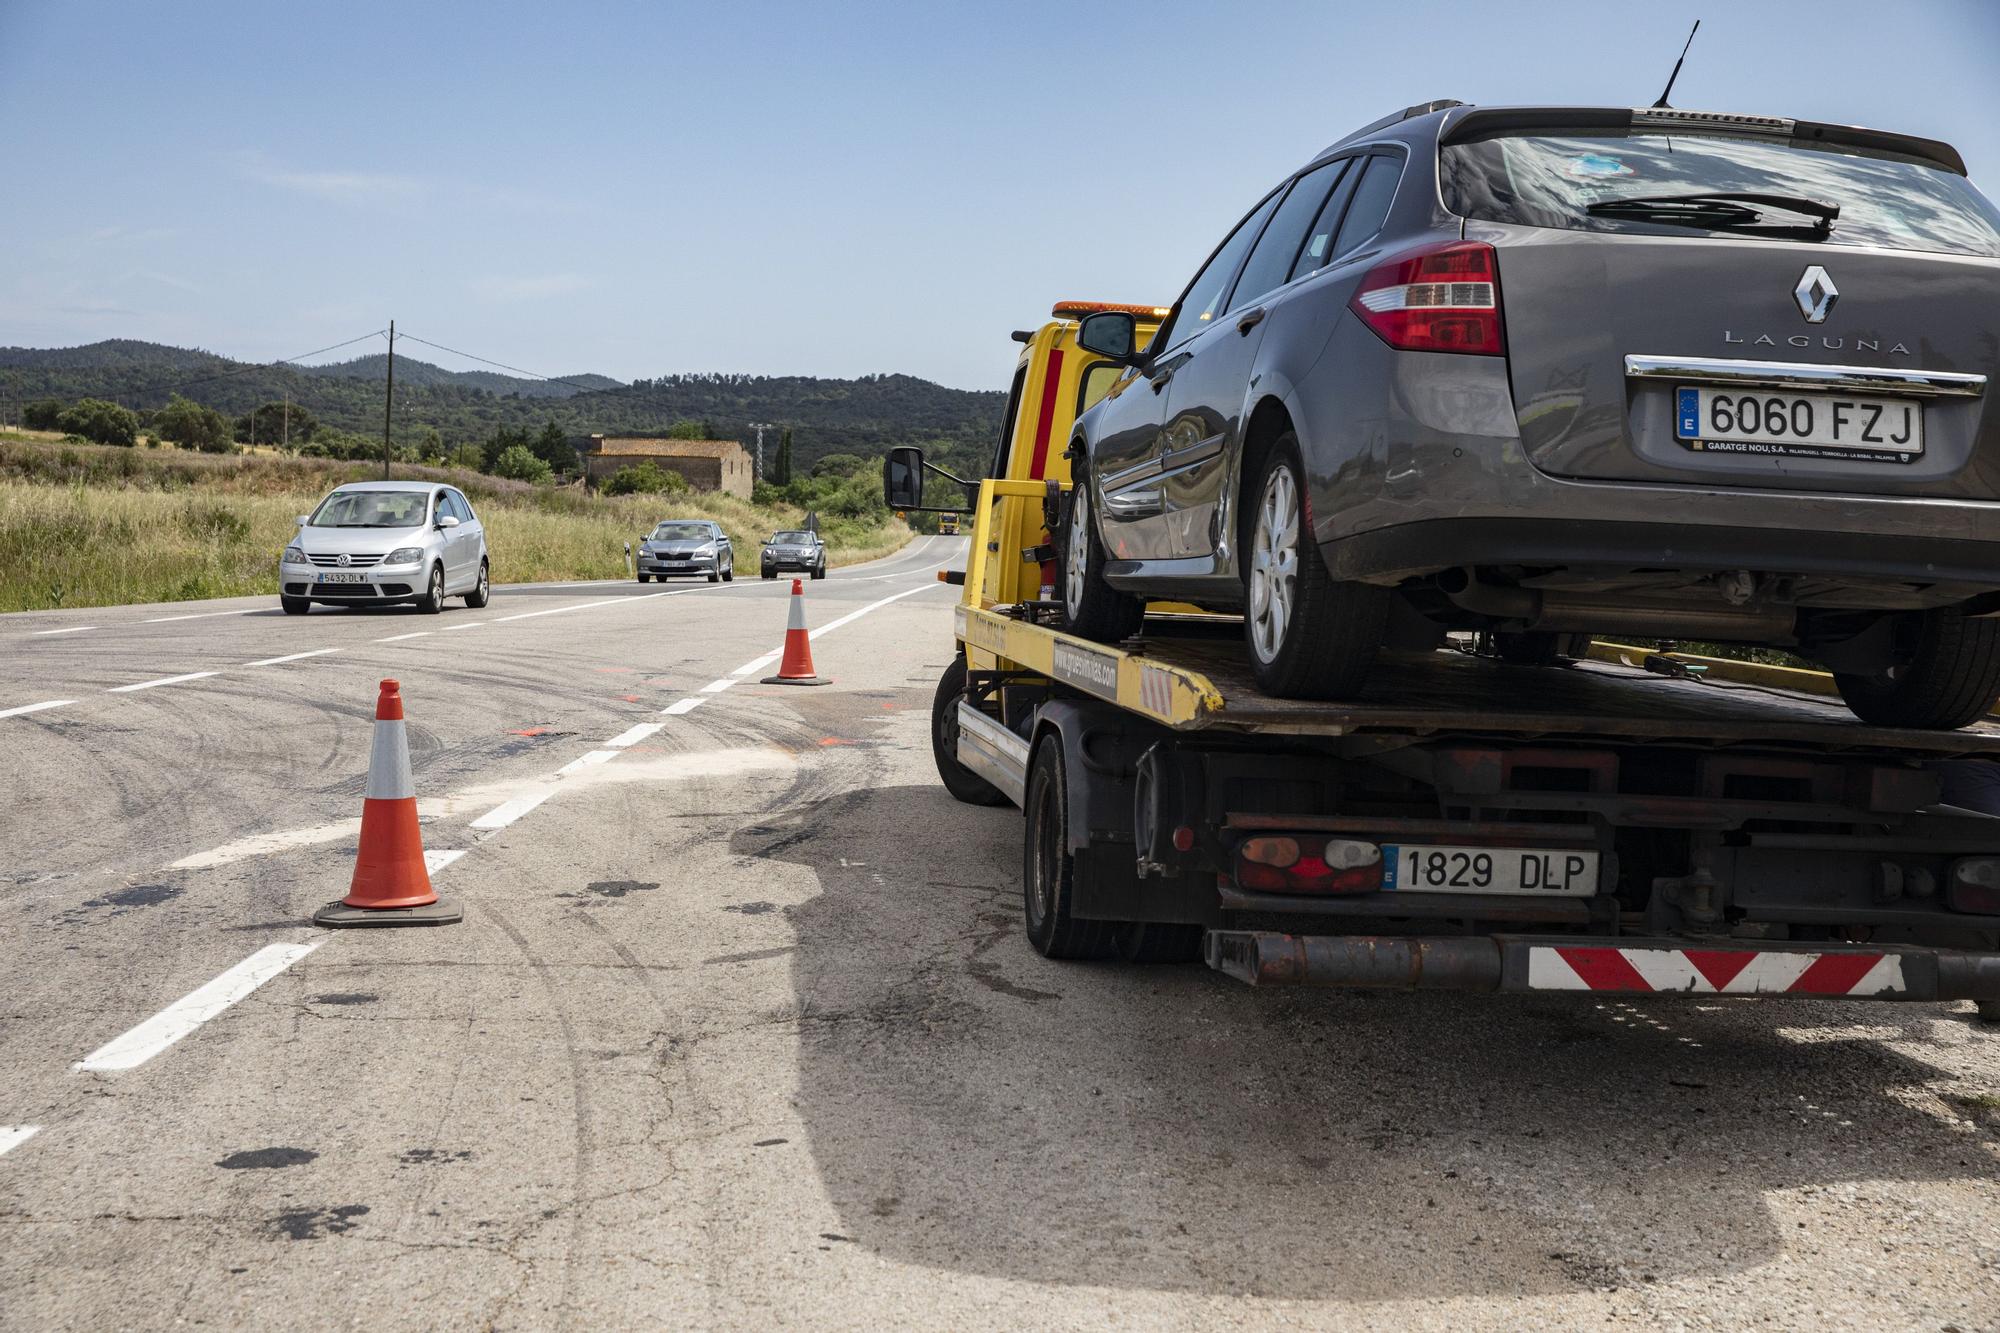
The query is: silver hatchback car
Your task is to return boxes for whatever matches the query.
[280,480,491,615]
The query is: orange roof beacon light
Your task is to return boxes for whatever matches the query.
[1050,300,1173,321]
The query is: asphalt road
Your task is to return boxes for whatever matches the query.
[2,534,1997,1330]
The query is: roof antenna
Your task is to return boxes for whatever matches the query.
[1651,19,1700,108]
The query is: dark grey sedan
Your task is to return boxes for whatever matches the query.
[1062,101,2000,727]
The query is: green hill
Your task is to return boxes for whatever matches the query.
[0,339,1004,469]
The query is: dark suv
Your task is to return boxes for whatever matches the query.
[1062,101,2000,728]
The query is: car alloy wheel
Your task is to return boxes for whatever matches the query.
[1065,481,1091,617]
[1248,463,1300,664]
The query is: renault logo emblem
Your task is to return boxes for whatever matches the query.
[337,552,352,567]
[1794,266,1838,324]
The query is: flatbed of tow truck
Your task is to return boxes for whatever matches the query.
[887,309,2000,1019]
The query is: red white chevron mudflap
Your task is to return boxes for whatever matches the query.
[1526,945,1906,996]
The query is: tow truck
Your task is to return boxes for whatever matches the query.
[885,300,2000,1016]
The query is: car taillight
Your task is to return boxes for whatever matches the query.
[1349,241,1504,356]
[1234,835,1383,895]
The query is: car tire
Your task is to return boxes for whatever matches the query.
[1244,434,1386,699]
[1834,610,2000,730]
[762,566,774,580]
[464,560,490,608]
[1023,734,1115,960]
[418,564,445,615]
[637,573,650,584]
[812,562,826,580]
[722,559,733,583]
[1059,462,1145,644]
[932,656,1009,807]
[281,596,311,616]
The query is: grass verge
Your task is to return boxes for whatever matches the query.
[0,437,910,612]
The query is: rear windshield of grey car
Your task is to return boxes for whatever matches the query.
[309,490,431,527]
[1441,131,2000,258]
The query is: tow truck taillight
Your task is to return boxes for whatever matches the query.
[1235,835,1383,894]
[1349,241,1504,356]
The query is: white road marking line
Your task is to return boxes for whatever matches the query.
[731,651,782,677]
[556,749,619,776]
[0,699,73,720]
[244,648,340,667]
[373,631,432,643]
[169,819,360,870]
[471,789,555,830]
[700,677,739,694]
[604,722,664,748]
[31,626,95,636]
[74,942,321,1073]
[490,597,632,623]
[142,608,260,624]
[0,1126,40,1158]
[441,621,487,631]
[812,583,940,635]
[662,697,706,715]
[424,848,467,874]
[108,671,219,693]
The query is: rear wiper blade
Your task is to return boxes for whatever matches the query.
[1586,191,1839,235]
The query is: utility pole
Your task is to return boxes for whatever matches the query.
[748,421,773,481]
[382,320,396,480]
[283,389,290,453]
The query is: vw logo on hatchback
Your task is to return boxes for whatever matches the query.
[336,552,352,567]
[1794,266,1839,324]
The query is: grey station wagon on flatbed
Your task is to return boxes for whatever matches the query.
[1061,100,2000,728]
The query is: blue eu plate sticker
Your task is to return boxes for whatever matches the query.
[1677,387,1701,438]
[1565,153,1635,180]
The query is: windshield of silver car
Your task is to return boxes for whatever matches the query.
[308,490,432,528]
[651,522,713,541]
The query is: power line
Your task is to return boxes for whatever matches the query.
[394,331,617,397]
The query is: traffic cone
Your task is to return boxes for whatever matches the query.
[761,578,830,686]
[314,680,462,927]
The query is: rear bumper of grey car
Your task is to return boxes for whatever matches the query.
[1324,516,2000,589]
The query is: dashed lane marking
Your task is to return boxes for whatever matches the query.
[605,722,665,748]
[108,671,219,694]
[31,626,95,636]
[373,631,432,643]
[470,789,554,830]
[555,749,619,776]
[700,677,739,694]
[0,1126,40,1158]
[141,608,261,624]
[244,648,340,667]
[425,848,467,873]
[0,700,74,720]
[74,941,321,1073]
[662,697,706,715]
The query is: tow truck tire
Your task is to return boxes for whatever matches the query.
[1060,464,1145,644]
[1246,436,1386,699]
[1115,922,1205,964]
[932,657,1008,807]
[1834,611,2000,730]
[1976,999,2000,1023]
[1023,735,1115,960]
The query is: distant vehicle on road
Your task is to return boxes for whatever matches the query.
[1061,100,2000,728]
[760,529,825,580]
[280,481,489,615]
[939,514,958,536]
[638,519,733,583]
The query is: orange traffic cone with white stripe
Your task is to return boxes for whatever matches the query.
[315,680,462,927]
[761,578,830,686]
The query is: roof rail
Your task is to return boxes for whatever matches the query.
[1322,99,1466,154]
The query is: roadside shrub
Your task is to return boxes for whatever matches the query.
[57,399,140,447]
[493,444,553,484]
[602,461,689,496]
[182,498,251,543]
[22,399,64,430]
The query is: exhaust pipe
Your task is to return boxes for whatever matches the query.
[1438,569,1796,641]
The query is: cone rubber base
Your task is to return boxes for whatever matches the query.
[760,674,830,686]
[315,897,463,928]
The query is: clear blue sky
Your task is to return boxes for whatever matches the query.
[3,0,1996,391]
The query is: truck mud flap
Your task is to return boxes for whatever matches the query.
[1205,931,2000,1002]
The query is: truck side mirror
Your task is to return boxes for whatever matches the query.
[883,446,926,510]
